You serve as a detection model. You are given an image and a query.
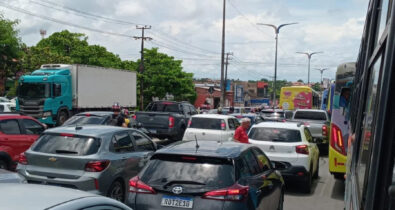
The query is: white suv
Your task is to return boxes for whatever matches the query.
[182,114,240,142]
[248,122,319,193]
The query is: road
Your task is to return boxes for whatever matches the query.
[284,157,345,210]
[154,139,345,210]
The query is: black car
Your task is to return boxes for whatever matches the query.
[126,141,285,210]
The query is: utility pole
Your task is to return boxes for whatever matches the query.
[223,52,233,106]
[257,22,297,107]
[296,51,323,86]
[134,25,152,110]
[315,68,328,85]
[220,0,226,107]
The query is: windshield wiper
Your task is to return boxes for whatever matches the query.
[55,150,78,154]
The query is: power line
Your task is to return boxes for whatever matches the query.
[0,2,135,38]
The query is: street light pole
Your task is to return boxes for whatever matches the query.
[296,51,323,86]
[257,22,297,107]
[315,68,328,85]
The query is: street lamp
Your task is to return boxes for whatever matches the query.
[257,22,297,107]
[315,68,328,85]
[296,51,323,86]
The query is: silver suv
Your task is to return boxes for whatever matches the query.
[17,125,157,202]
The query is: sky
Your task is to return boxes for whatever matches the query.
[0,0,369,82]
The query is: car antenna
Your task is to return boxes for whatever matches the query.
[194,134,199,150]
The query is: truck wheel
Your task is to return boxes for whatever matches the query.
[56,110,68,126]
[0,159,8,170]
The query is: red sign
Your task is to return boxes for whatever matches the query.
[257,82,268,88]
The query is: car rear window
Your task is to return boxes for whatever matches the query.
[248,127,302,142]
[32,134,100,155]
[141,155,235,189]
[146,102,180,113]
[190,118,223,130]
[63,115,107,126]
[294,111,327,120]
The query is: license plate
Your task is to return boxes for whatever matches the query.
[149,129,157,134]
[161,195,193,208]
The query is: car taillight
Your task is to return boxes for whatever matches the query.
[129,176,156,194]
[18,153,28,165]
[322,125,328,136]
[85,160,110,172]
[188,119,192,127]
[202,184,249,201]
[221,120,226,130]
[295,145,309,155]
[330,124,346,155]
[132,115,137,120]
[169,116,175,128]
[60,133,74,137]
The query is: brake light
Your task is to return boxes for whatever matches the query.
[322,125,328,136]
[202,184,249,201]
[181,156,197,161]
[85,113,91,117]
[18,153,28,165]
[85,160,110,172]
[132,115,137,120]
[60,133,74,137]
[169,116,175,128]
[331,124,346,155]
[295,145,309,155]
[188,119,191,127]
[221,120,226,130]
[129,176,156,194]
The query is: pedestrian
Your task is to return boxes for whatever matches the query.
[111,102,125,127]
[233,118,251,143]
[217,107,223,114]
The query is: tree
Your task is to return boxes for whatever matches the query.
[0,14,23,94]
[297,79,304,83]
[140,48,196,108]
[311,82,322,92]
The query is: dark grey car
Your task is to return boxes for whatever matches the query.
[127,141,285,210]
[17,125,157,202]
[0,183,132,210]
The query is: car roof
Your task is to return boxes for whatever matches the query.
[192,114,235,119]
[44,125,132,137]
[252,122,303,130]
[0,183,99,210]
[75,111,113,116]
[155,140,253,158]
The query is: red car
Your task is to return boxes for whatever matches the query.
[0,113,46,170]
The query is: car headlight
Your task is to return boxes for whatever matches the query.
[43,111,52,117]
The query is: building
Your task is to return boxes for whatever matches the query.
[194,85,233,109]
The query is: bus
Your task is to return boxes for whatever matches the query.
[344,0,395,209]
[279,86,320,110]
[328,62,355,180]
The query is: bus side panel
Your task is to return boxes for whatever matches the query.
[329,147,347,173]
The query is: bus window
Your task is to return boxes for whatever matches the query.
[339,88,351,108]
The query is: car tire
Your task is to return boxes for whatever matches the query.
[107,180,125,202]
[0,159,8,170]
[277,190,284,210]
[302,171,312,194]
[313,161,319,179]
[56,110,68,126]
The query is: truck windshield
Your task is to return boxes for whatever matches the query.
[18,83,50,99]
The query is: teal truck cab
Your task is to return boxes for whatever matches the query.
[16,64,137,125]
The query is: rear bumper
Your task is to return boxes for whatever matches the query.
[144,127,179,138]
[275,163,310,182]
[16,166,104,195]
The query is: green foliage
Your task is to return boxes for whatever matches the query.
[297,79,304,83]
[0,14,23,94]
[140,48,196,107]
[311,82,322,92]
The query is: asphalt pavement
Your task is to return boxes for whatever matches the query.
[284,157,345,210]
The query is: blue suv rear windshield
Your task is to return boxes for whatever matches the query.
[32,134,100,155]
[141,155,235,189]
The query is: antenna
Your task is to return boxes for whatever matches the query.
[194,134,199,149]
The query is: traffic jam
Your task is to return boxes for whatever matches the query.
[0,64,331,210]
